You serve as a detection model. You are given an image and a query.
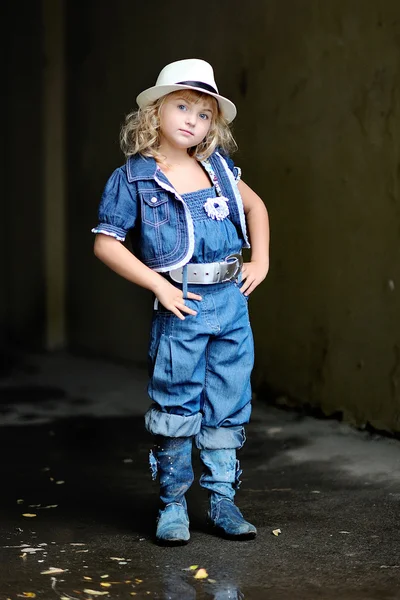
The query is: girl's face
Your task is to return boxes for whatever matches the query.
[158,91,215,152]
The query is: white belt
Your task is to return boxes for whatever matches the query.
[169,254,243,285]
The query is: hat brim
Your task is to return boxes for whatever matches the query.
[136,84,237,123]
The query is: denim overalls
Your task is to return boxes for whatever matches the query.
[93,152,254,451]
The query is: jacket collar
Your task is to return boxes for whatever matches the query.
[126,154,158,182]
[126,150,221,183]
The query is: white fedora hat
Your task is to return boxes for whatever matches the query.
[136,59,237,123]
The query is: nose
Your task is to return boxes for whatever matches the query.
[185,110,196,127]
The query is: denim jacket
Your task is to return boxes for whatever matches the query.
[92,150,250,272]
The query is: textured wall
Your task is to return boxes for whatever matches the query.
[245,2,400,432]
[67,1,400,430]
[2,0,45,352]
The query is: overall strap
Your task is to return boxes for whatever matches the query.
[201,160,223,197]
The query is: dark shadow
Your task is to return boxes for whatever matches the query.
[0,414,158,537]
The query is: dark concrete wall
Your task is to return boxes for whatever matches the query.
[246,1,400,433]
[67,1,400,430]
[2,1,45,354]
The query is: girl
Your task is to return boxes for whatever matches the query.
[92,59,270,545]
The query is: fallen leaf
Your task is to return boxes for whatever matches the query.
[83,590,109,597]
[40,567,67,574]
[83,576,93,581]
[135,579,143,584]
[17,499,24,504]
[70,543,86,546]
[339,531,350,534]
[194,568,208,580]
[208,579,217,583]
[110,556,125,561]
[22,514,37,518]
[56,480,65,485]
[189,565,199,571]
[272,528,282,536]
[100,583,111,588]
[20,553,27,559]
[267,427,283,434]
[21,593,36,598]
[100,575,109,579]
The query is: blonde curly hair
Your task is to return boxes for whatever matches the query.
[120,89,237,163]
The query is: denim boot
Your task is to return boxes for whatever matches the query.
[150,436,194,545]
[199,448,256,539]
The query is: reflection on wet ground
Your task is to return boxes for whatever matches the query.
[1,354,400,599]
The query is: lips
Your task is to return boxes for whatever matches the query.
[179,129,194,136]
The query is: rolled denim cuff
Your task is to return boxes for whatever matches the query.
[91,222,126,242]
[144,407,202,437]
[195,425,246,450]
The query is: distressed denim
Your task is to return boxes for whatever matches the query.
[200,448,241,500]
[149,436,193,544]
[91,151,249,272]
[144,280,254,445]
[200,447,257,538]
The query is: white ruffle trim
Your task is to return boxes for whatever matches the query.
[91,227,125,242]
[153,172,195,272]
[216,153,250,248]
[203,196,230,221]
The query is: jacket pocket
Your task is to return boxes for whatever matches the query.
[140,191,170,227]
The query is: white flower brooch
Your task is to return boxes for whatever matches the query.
[203,196,230,221]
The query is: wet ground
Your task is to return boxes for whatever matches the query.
[1,353,400,599]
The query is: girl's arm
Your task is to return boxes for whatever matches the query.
[238,179,270,296]
[93,234,202,319]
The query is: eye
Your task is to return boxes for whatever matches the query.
[178,104,187,111]
[199,113,209,120]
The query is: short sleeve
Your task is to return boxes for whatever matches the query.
[91,167,137,241]
[224,154,242,183]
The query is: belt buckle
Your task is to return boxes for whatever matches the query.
[224,253,243,281]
